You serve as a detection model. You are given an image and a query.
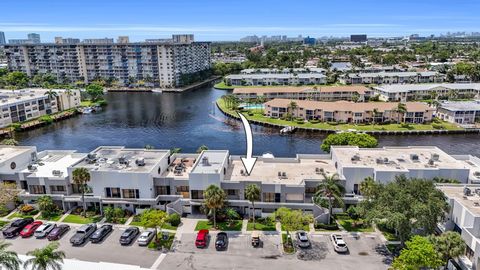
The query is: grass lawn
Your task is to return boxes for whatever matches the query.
[0,220,9,229]
[335,215,374,233]
[214,82,235,90]
[247,220,277,231]
[217,98,463,132]
[281,233,295,254]
[129,215,179,231]
[194,220,243,231]
[80,100,94,107]
[377,223,400,241]
[62,214,102,224]
[281,224,310,232]
[8,212,34,220]
[39,214,62,222]
[148,232,175,250]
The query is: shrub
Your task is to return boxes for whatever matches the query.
[20,204,35,213]
[39,115,54,124]
[315,223,339,230]
[346,206,360,220]
[296,120,305,124]
[399,123,414,129]
[0,205,10,216]
[97,99,108,106]
[309,119,320,124]
[327,121,339,125]
[321,132,378,152]
[432,123,445,130]
[167,213,181,226]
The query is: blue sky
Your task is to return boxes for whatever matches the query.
[1,0,479,41]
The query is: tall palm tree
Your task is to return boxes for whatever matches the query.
[203,184,226,229]
[72,167,91,217]
[372,108,379,126]
[288,101,298,120]
[313,173,345,224]
[396,102,407,124]
[24,242,65,270]
[0,240,21,270]
[44,90,58,103]
[245,184,261,229]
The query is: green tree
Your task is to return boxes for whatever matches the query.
[0,240,21,270]
[203,184,226,229]
[0,139,19,146]
[225,208,240,227]
[72,168,91,217]
[363,176,449,246]
[85,84,104,102]
[396,103,407,123]
[5,71,28,89]
[37,196,58,219]
[140,209,168,243]
[359,177,379,199]
[274,207,313,234]
[429,231,466,268]
[320,132,378,152]
[170,147,182,154]
[196,145,209,153]
[287,101,298,120]
[44,90,58,102]
[313,173,345,224]
[24,242,66,270]
[245,184,261,229]
[392,236,443,270]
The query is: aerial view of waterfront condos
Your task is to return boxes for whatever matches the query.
[264,99,433,123]
[0,88,80,128]
[1,144,479,223]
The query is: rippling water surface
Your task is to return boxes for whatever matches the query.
[15,86,480,157]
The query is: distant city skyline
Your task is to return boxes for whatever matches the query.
[0,0,480,41]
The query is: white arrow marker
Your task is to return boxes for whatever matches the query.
[238,112,257,175]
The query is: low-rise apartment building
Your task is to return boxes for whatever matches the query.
[264,99,434,123]
[0,88,80,128]
[233,86,372,102]
[373,83,480,102]
[3,145,479,223]
[225,73,327,86]
[240,68,326,74]
[437,101,480,125]
[341,71,444,85]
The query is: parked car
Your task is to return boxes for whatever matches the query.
[2,218,34,238]
[47,224,70,241]
[70,223,97,246]
[195,229,209,248]
[90,224,113,243]
[215,232,228,251]
[331,234,348,253]
[20,221,43,238]
[296,230,311,248]
[137,229,155,246]
[119,227,140,246]
[34,223,56,239]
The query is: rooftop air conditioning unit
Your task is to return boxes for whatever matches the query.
[87,153,97,159]
[431,153,440,161]
[27,164,37,172]
[351,154,360,161]
[135,157,145,166]
[464,187,472,196]
[202,156,210,166]
[410,154,419,161]
[428,159,435,166]
[52,170,63,176]
[376,158,384,164]
[118,156,127,164]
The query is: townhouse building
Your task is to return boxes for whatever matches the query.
[224,73,327,86]
[3,145,480,224]
[0,88,80,128]
[232,86,372,102]
[437,101,480,125]
[341,71,444,85]
[4,40,211,88]
[264,99,434,123]
[239,68,326,74]
[373,83,480,102]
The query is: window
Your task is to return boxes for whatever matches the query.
[105,187,121,198]
[122,189,139,199]
[176,186,189,193]
[29,185,46,194]
[155,186,170,196]
[191,190,204,199]
[50,185,66,192]
[226,189,238,196]
[263,192,275,202]
[305,187,317,194]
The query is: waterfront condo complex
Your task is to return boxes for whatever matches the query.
[3,35,211,88]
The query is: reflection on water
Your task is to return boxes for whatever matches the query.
[14,86,480,157]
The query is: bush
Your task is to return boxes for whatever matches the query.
[20,204,35,214]
[315,223,339,230]
[432,123,445,130]
[399,123,414,129]
[39,115,54,124]
[167,213,181,226]
[97,99,108,106]
[327,121,339,125]
[346,206,360,220]
[0,205,10,216]
[309,119,320,124]
[321,132,378,152]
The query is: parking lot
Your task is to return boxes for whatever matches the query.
[2,224,161,269]
[161,231,391,270]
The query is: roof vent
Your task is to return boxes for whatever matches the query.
[202,156,210,166]
[410,154,419,161]
[135,157,145,166]
[52,170,63,176]
[27,164,37,172]
[464,187,472,196]
[431,153,440,161]
[351,154,360,161]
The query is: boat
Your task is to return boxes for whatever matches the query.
[280,126,296,134]
[79,107,93,114]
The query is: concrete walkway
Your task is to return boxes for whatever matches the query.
[124,215,134,226]
[241,219,248,234]
[57,209,73,223]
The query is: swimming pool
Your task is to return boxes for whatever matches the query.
[240,104,264,110]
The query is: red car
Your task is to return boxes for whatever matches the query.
[195,229,209,248]
[20,221,43,238]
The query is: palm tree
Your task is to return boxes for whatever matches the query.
[245,184,261,229]
[396,102,407,124]
[64,89,73,109]
[24,242,65,270]
[203,184,226,229]
[72,167,91,217]
[196,145,209,153]
[288,101,298,120]
[313,173,345,224]
[372,108,379,126]
[44,90,58,103]
[0,241,21,270]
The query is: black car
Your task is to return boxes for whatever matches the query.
[215,232,228,250]
[70,223,97,246]
[2,218,34,238]
[119,227,139,246]
[90,224,113,243]
[47,224,70,241]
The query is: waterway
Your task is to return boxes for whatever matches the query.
[15,85,480,157]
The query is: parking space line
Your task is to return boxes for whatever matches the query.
[150,253,167,269]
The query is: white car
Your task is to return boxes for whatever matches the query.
[34,223,56,239]
[330,234,348,253]
[137,229,155,246]
[296,230,311,248]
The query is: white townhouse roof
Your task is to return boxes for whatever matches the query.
[439,100,480,112]
[374,83,480,93]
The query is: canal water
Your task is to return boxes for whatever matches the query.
[15,86,480,157]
